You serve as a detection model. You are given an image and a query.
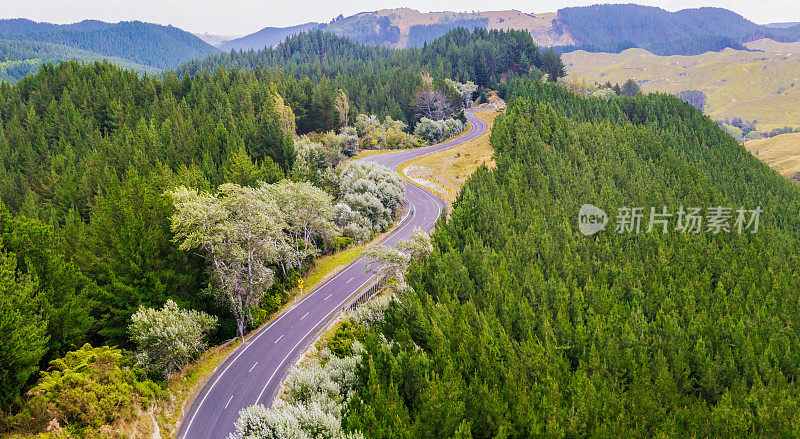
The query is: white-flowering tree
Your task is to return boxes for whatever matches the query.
[446,78,478,107]
[354,114,380,137]
[414,117,464,144]
[354,114,420,150]
[396,228,435,259]
[129,300,217,380]
[322,129,360,159]
[338,161,405,234]
[413,87,457,120]
[292,137,328,183]
[363,245,411,286]
[348,294,394,329]
[262,180,336,275]
[363,228,432,288]
[169,184,286,340]
[333,202,372,242]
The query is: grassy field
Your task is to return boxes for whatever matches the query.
[745,132,800,179]
[563,41,800,131]
[399,111,498,205]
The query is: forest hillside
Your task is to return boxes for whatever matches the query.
[341,78,800,437]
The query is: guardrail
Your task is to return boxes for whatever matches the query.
[345,276,385,312]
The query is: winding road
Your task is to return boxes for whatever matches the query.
[178,109,488,439]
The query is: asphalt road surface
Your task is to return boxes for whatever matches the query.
[178,109,488,439]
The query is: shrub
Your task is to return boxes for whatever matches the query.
[355,114,421,150]
[337,161,405,236]
[130,300,217,380]
[10,344,161,436]
[413,117,464,143]
[348,294,394,329]
[229,343,365,439]
[327,321,367,358]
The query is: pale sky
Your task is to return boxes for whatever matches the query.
[2,0,799,36]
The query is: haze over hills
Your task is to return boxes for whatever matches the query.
[0,38,158,82]
[208,9,575,51]
[0,4,798,83]
[218,22,319,51]
[195,32,242,47]
[557,5,800,54]
[209,5,800,54]
[766,22,800,28]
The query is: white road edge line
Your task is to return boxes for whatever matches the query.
[180,111,483,439]
[255,277,374,403]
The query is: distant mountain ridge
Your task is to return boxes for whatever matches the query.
[0,38,158,82]
[765,22,800,29]
[215,6,800,56]
[2,4,800,83]
[216,9,574,51]
[219,22,320,51]
[557,5,800,55]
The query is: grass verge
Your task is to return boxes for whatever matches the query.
[398,110,498,207]
[156,117,480,436]
[156,339,241,438]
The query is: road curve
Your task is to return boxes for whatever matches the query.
[178,109,488,439]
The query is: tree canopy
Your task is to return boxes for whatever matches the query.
[344,78,800,437]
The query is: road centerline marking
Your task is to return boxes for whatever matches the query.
[225,395,234,410]
[255,277,374,404]
[248,362,258,373]
[179,111,487,438]
[274,334,284,344]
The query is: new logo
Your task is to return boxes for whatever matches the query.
[578,204,608,236]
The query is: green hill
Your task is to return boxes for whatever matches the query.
[0,18,217,72]
[0,38,159,82]
[344,78,800,436]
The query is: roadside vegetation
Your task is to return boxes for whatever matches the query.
[339,78,800,436]
[400,110,498,204]
[0,27,556,437]
[229,230,432,439]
